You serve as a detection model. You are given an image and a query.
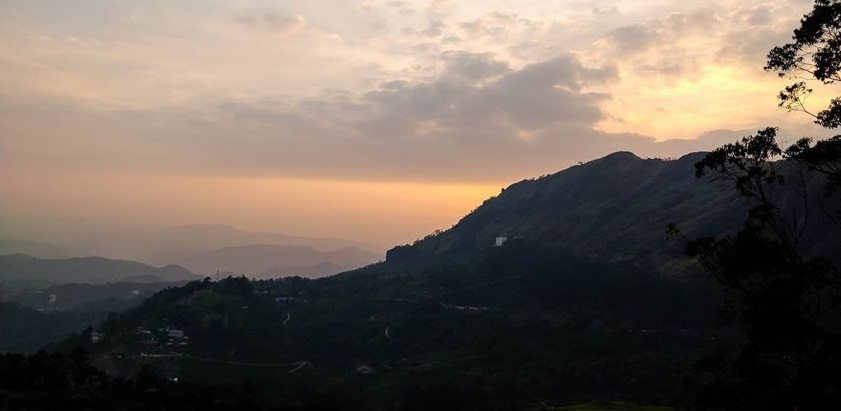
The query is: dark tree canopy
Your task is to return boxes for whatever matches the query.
[688,128,841,410]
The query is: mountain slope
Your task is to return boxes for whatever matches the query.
[389,152,839,271]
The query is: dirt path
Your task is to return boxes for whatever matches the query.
[183,353,311,373]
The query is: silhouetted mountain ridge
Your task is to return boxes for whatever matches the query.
[389,151,837,271]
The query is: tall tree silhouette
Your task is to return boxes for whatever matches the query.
[684,1,841,409]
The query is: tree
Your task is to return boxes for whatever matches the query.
[686,130,841,410]
[765,0,841,202]
[767,0,841,130]
[683,1,841,409]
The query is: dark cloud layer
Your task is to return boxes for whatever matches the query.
[1,51,751,184]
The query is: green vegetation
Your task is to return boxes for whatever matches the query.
[41,239,724,409]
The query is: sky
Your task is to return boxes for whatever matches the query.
[0,0,836,248]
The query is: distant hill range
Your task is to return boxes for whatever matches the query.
[387,152,840,271]
[0,238,84,259]
[1,225,383,279]
[149,244,381,278]
[0,254,199,292]
[74,224,381,262]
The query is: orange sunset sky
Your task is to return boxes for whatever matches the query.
[0,0,836,248]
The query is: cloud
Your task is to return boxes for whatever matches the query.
[592,6,620,17]
[459,19,487,39]
[360,54,616,136]
[598,8,719,58]
[236,11,307,36]
[441,51,511,80]
[423,19,446,36]
[386,1,416,16]
[2,52,649,183]
[586,2,816,140]
[594,3,803,75]
[0,0,823,185]
[427,0,456,15]
[455,12,542,44]
[714,4,798,66]
[601,24,655,56]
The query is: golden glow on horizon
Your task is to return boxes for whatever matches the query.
[0,169,501,248]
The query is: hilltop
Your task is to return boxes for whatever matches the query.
[387,151,838,271]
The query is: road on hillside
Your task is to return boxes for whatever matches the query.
[182,353,312,373]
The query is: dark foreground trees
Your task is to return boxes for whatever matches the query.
[685,130,840,410]
[684,1,841,409]
[0,348,349,411]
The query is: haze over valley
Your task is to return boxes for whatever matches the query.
[1,224,382,278]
